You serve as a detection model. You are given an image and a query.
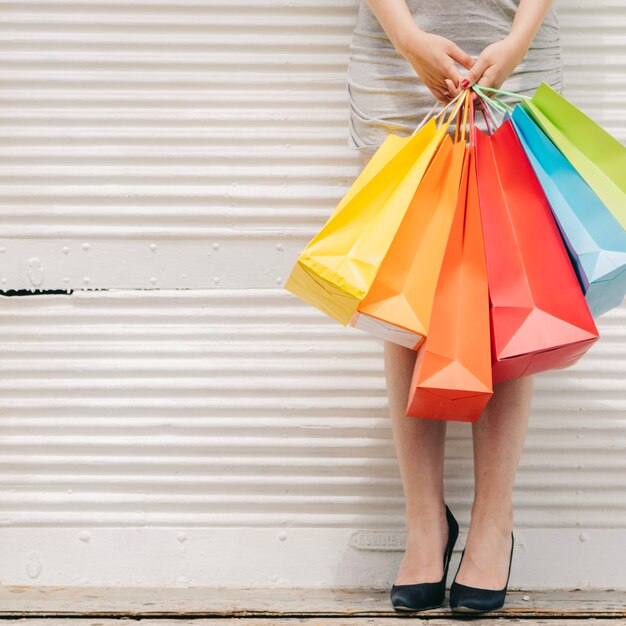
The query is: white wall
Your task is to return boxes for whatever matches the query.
[0,0,624,589]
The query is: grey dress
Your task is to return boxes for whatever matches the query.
[346,0,563,156]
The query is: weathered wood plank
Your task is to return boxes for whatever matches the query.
[2,617,624,626]
[0,586,624,618]
[2,617,623,626]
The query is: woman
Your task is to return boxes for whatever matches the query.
[345,0,563,614]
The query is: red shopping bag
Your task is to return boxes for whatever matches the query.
[474,116,599,382]
[407,96,493,421]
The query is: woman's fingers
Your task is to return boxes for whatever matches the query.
[476,71,500,92]
[400,31,477,104]
[444,78,461,98]
[459,64,484,89]
[447,42,475,71]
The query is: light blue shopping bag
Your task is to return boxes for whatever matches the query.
[510,105,626,318]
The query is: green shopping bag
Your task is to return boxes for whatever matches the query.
[520,82,626,229]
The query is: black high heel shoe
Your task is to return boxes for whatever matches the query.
[449,531,514,613]
[390,504,459,612]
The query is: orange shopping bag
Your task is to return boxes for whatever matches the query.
[407,96,493,421]
[350,92,472,349]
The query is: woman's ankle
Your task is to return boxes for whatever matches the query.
[470,500,513,530]
[405,497,446,521]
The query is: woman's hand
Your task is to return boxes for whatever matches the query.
[445,0,556,100]
[398,26,475,103]
[463,34,528,91]
[444,34,528,107]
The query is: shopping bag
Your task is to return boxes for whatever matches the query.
[285,126,443,326]
[285,95,467,326]
[510,104,626,318]
[407,109,493,420]
[519,82,626,230]
[351,94,470,349]
[474,107,599,383]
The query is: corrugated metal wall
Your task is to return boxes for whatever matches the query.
[0,0,624,589]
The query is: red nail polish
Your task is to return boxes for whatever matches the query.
[461,79,470,88]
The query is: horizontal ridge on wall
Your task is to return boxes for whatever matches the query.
[1,0,625,258]
[0,289,624,528]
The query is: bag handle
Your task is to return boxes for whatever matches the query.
[438,89,472,134]
[471,87,512,134]
[473,84,525,113]
[410,89,467,136]
[410,84,525,138]
[472,87,509,115]
[469,88,476,144]
[472,88,501,130]
[453,89,472,144]
[473,84,531,101]
[465,88,497,137]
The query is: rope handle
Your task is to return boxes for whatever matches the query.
[480,95,501,131]
[410,89,467,136]
[472,84,527,113]
[437,88,472,133]
[411,83,528,137]
[472,84,531,101]
[470,85,527,134]
[451,89,478,144]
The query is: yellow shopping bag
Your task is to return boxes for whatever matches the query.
[285,95,466,325]
[352,92,472,348]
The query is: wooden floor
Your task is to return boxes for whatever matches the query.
[1,620,624,626]
[0,586,624,624]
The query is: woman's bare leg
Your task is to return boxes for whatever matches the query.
[384,341,449,584]
[454,375,534,588]
[356,151,449,584]
[357,150,532,588]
